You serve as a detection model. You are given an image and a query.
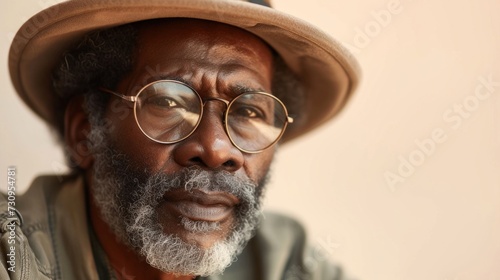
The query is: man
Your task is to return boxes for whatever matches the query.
[1,0,360,279]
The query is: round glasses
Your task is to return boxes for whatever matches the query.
[100,80,294,153]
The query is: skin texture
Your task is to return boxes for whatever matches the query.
[65,19,275,280]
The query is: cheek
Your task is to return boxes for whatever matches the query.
[243,149,275,183]
[104,101,176,172]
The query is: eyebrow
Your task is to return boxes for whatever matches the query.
[230,84,267,95]
[148,74,190,85]
[146,74,267,95]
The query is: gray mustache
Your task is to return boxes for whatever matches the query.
[132,166,258,203]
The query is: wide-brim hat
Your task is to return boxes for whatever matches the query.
[9,0,360,143]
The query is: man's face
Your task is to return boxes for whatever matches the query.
[86,19,276,276]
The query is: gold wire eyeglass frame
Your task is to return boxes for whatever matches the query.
[99,80,294,154]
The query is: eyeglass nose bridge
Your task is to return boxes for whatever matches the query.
[202,97,231,121]
[202,97,230,107]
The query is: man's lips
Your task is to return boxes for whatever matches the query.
[163,189,239,222]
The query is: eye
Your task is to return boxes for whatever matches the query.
[147,95,181,109]
[230,104,265,120]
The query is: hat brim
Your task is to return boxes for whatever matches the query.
[9,0,360,143]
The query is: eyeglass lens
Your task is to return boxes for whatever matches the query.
[134,81,288,152]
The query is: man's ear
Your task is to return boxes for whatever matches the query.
[64,95,93,170]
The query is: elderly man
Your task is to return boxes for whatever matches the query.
[1,0,359,279]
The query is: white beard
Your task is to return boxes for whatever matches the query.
[87,120,266,276]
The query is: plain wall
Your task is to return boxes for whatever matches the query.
[1,1,499,279]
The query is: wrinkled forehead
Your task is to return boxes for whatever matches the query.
[134,18,274,64]
[119,18,275,93]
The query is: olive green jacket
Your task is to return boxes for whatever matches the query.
[0,175,348,280]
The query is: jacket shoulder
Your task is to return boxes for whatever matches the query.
[219,211,348,280]
[0,175,70,279]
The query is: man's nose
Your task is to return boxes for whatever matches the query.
[172,101,244,171]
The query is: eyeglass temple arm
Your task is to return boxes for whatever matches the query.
[99,87,137,102]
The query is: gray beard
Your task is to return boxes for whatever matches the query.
[87,122,267,276]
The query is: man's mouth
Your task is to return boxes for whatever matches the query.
[163,189,239,222]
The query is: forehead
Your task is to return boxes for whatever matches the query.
[136,19,272,56]
[125,19,274,93]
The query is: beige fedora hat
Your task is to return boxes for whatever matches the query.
[9,0,360,143]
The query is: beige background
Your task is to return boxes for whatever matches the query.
[1,0,499,279]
